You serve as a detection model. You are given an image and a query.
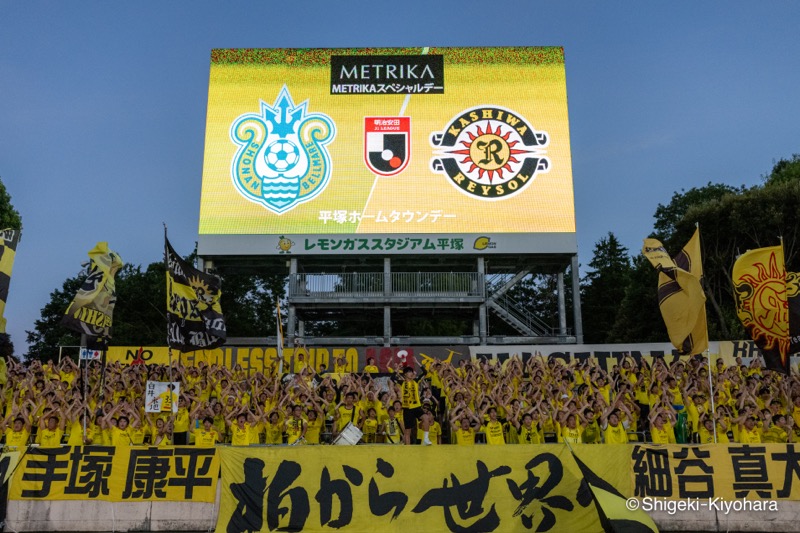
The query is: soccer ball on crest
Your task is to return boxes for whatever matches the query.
[265,140,300,172]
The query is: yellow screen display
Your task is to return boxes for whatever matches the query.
[198,47,575,236]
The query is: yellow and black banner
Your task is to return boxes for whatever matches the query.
[61,242,123,339]
[642,229,708,355]
[732,245,790,373]
[10,446,219,502]
[166,237,226,352]
[217,445,625,533]
[0,228,20,333]
[629,444,800,500]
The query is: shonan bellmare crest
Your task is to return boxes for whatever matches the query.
[230,86,336,214]
[430,105,549,200]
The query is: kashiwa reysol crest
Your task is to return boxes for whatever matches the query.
[430,105,549,200]
[230,86,336,214]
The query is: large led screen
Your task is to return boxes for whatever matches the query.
[198,47,576,255]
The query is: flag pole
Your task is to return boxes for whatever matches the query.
[276,300,284,375]
[696,223,717,443]
[164,223,175,411]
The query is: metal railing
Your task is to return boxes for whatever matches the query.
[288,272,484,298]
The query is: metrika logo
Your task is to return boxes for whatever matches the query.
[430,106,549,200]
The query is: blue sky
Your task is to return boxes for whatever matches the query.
[1,2,799,352]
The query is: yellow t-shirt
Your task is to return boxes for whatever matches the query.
[560,425,583,444]
[194,428,219,446]
[384,416,403,444]
[174,408,190,433]
[455,428,475,445]
[5,427,29,448]
[111,426,133,446]
[519,424,541,444]
[231,423,252,446]
[650,426,672,444]
[337,406,360,431]
[305,418,323,444]
[484,421,506,445]
[402,380,421,409]
[265,421,284,445]
[67,421,96,446]
[738,426,762,444]
[603,423,629,444]
[285,418,305,444]
[762,426,788,444]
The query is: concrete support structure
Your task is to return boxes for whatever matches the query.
[571,254,584,343]
[557,271,567,335]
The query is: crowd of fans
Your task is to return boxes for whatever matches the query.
[0,352,797,448]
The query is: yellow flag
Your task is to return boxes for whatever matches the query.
[0,229,20,333]
[732,244,789,373]
[642,228,708,354]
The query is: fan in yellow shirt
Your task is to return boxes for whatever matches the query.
[514,412,542,444]
[37,411,65,447]
[482,407,506,445]
[191,416,221,446]
[601,407,631,444]
[649,409,676,444]
[2,414,31,449]
[227,412,255,446]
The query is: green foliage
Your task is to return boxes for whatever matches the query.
[26,275,83,360]
[26,258,288,360]
[0,333,14,359]
[218,270,286,337]
[0,178,22,231]
[581,233,631,343]
[653,182,743,243]
[607,255,665,343]
[764,154,800,187]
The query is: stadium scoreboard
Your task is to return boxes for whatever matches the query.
[198,47,576,256]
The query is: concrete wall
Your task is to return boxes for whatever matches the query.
[5,490,800,532]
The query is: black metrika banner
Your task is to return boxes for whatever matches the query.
[165,238,226,353]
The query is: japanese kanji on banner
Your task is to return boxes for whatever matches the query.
[629,444,800,500]
[216,445,623,533]
[10,446,218,502]
[144,381,181,413]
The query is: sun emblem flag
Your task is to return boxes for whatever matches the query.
[230,85,336,214]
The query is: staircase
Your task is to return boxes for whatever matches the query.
[485,272,555,337]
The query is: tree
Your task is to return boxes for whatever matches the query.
[26,258,289,360]
[581,233,632,343]
[764,154,800,187]
[0,333,14,359]
[0,178,22,231]
[608,255,665,343]
[652,182,743,244]
[26,274,83,360]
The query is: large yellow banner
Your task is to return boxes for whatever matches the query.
[630,444,800,500]
[217,445,622,533]
[10,446,219,502]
